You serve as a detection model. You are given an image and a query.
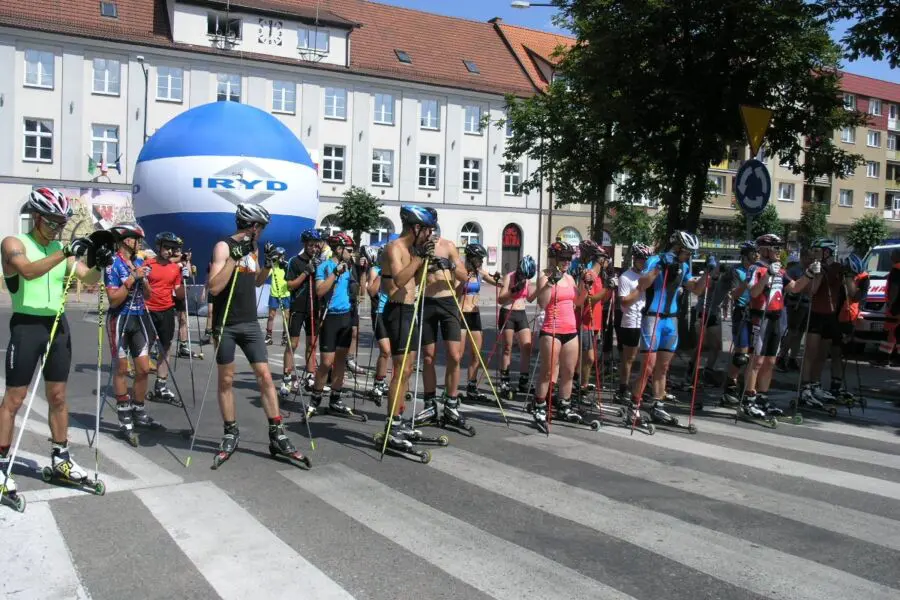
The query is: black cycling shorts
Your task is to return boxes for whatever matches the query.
[216,321,268,365]
[499,308,529,333]
[752,314,784,357]
[288,310,315,338]
[461,311,482,333]
[618,326,641,348]
[5,313,72,387]
[371,308,389,341]
[149,308,176,350]
[384,302,417,356]
[108,312,155,360]
[808,311,840,342]
[320,312,353,353]
[421,296,462,345]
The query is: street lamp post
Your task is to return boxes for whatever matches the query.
[136,55,149,143]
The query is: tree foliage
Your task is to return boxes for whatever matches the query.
[846,212,889,256]
[608,202,653,246]
[797,202,830,247]
[814,1,900,68]
[733,204,785,240]
[335,186,383,247]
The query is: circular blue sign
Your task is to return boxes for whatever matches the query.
[734,159,771,216]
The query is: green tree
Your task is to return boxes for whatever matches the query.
[797,202,830,247]
[846,212,889,256]
[608,202,653,246]
[544,0,866,239]
[733,204,785,240]
[815,1,900,67]
[335,186,384,247]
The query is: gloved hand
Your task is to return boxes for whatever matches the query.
[304,260,317,276]
[806,260,822,278]
[582,272,595,286]
[64,237,92,258]
[415,236,437,260]
[609,276,619,288]
[181,266,191,278]
[263,242,280,268]
[90,245,114,270]
[548,267,563,285]
[334,261,348,276]
[229,238,252,261]
[278,257,289,270]
[132,265,150,280]
[492,271,501,283]
[658,252,675,267]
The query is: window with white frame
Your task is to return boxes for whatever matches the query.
[369,217,395,246]
[156,66,183,102]
[24,49,54,88]
[839,189,853,206]
[324,87,346,119]
[207,12,241,38]
[320,214,342,236]
[840,127,855,143]
[865,192,879,208]
[322,145,345,182]
[867,161,880,178]
[889,133,898,151]
[216,73,241,102]
[464,105,482,134]
[890,104,898,119]
[505,110,513,138]
[19,213,34,235]
[420,99,439,129]
[462,158,481,192]
[708,174,725,195]
[778,182,795,201]
[374,93,394,125]
[298,27,329,54]
[869,98,882,116]
[418,154,438,189]
[372,149,393,185]
[843,93,856,110]
[867,130,881,147]
[91,124,119,166]
[92,58,120,95]
[504,163,522,195]
[23,118,53,162]
[460,222,482,246]
[272,80,296,114]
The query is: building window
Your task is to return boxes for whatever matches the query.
[463,60,480,74]
[869,98,882,116]
[505,110,514,138]
[865,192,879,208]
[840,127,855,143]
[369,217,395,245]
[91,124,119,166]
[324,87,347,119]
[92,58,121,95]
[708,174,725,195]
[322,145,345,183]
[216,73,241,102]
[207,13,241,38]
[867,161,880,178]
[298,27,329,54]
[867,130,881,147]
[839,189,853,207]
[464,105,482,134]
[418,154,438,189]
[778,182,795,202]
[460,221,482,246]
[272,80,296,114]
[320,214,342,236]
[372,149,394,186]
[843,93,856,110]
[420,99,439,130]
[374,93,394,125]
[24,49,54,88]
[462,158,481,192]
[888,133,898,151]
[23,118,53,162]
[156,66,183,102]
[100,2,118,18]
[504,163,522,195]
[19,213,34,235]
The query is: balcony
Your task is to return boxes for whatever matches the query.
[809,174,831,186]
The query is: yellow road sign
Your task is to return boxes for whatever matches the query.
[740,105,773,158]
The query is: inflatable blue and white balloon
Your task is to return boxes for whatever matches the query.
[133,102,318,283]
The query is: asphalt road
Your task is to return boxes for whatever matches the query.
[3,303,900,600]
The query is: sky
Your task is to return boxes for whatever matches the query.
[377,0,897,83]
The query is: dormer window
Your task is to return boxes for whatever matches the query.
[207,13,241,40]
[463,60,480,74]
[395,50,412,64]
[299,27,329,54]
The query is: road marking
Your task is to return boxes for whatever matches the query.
[2,502,92,599]
[283,464,636,600]
[432,447,900,600]
[136,481,355,600]
[510,435,900,552]
[783,418,900,447]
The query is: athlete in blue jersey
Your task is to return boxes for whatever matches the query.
[722,241,759,405]
[631,230,713,404]
[365,244,391,404]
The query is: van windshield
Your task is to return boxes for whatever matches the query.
[864,247,898,278]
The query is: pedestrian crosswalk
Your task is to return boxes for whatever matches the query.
[3,397,900,600]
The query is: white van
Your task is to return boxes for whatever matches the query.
[859,240,900,341]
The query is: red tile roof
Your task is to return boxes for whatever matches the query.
[0,0,538,97]
[493,21,574,92]
[839,71,900,104]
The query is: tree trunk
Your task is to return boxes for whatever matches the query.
[685,162,710,233]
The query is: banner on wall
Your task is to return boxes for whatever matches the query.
[44,187,135,241]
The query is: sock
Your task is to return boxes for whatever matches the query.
[224,421,238,435]
[115,393,130,404]
[0,445,9,458]
[267,416,282,431]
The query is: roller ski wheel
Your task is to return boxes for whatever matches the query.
[400,422,450,446]
[40,466,106,496]
[373,432,432,463]
[777,414,803,425]
[1,492,26,512]
[146,389,184,409]
[211,451,233,470]
[735,410,777,429]
[437,417,476,437]
[119,430,139,447]
[268,444,312,469]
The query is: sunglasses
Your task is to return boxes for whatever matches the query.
[41,218,65,231]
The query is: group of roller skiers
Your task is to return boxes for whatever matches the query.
[0,188,893,504]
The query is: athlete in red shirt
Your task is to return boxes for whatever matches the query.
[575,241,611,394]
[145,232,185,404]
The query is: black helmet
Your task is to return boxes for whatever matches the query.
[155,231,183,248]
[465,243,487,261]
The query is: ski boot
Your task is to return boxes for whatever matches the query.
[0,457,25,512]
[756,393,800,423]
[720,381,742,408]
[147,378,182,407]
[345,355,366,376]
[643,399,696,433]
[178,341,201,360]
[41,444,105,495]
[374,417,431,463]
[413,395,441,426]
[201,329,213,345]
[281,333,288,346]
[401,416,450,446]
[531,400,549,434]
[265,332,274,346]
[116,400,139,446]
[736,393,778,428]
[829,378,859,409]
[465,380,491,405]
[624,400,655,434]
[212,422,240,469]
[498,378,514,403]
[791,383,838,417]
[440,395,476,436]
[368,378,387,407]
[268,423,311,468]
[321,390,368,422]
[132,403,163,432]
[553,397,601,431]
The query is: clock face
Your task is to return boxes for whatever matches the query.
[258,18,283,46]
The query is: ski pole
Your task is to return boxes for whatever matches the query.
[688,267,713,427]
[93,288,105,484]
[408,281,427,427]
[184,281,198,408]
[631,265,668,435]
[546,282,558,435]
[278,305,315,447]
[587,296,604,425]
[791,294,815,422]
[189,268,207,359]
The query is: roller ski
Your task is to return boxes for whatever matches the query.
[531,400,549,434]
[465,381,495,406]
[116,401,139,447]
[40,445,106,496]
[400,418,450,446]
[211,423,240,469]
[641,399,697,434]
[367,379,387,407]
[305,391,368,422]
[0,460,26,512]
[146,378,183,408]
[268,423,311,469]
[791,383,838,418]
[345,355,366,376]
[552,398,601,431]
[278,374,302,400]
[176,341,203,360]
[374,417,432,463]
[624,401,656,435]
[735,396,778,428]
[829,379,863,411]
[413,394,476,436]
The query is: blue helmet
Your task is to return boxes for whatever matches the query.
[517,255,537,279]
[739,241,757,255]
[841,253,864,275]
[301,229,322,243]
[400,205,438,228]
[811,238,837,253]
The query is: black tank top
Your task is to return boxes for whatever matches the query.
[212,236,259,328]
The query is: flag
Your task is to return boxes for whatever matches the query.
[88,156,97,176]
[114,154,122,173]
[99,156,108,175]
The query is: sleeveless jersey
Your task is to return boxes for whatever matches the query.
[6,233,67,316]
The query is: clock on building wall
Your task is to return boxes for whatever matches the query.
[258,18,283,46]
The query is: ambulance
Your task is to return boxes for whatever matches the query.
[859,240,900,341]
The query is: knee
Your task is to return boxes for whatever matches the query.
[521,341,532,354]
[422,353,435,366]
[219,370,234,388]
[256,370,273,387]
[134,362,150,378]
[46,388,66,408]
[1,390,26,412]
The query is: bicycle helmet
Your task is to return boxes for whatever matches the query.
[517,255,537,279]
[301,229,322,243]
[548,241,576,259]
[399,205,438,228]
[235,202,271,227]
[669,230,699,251]
[109,224,145,241]
[327,232,354,249]
[841,253,864,275]
[275,246,286,257]
[363,245,380,264]
[811,238,837,254]
[579,240,603,262]
[465,243,488,261]
[630,243,652,259]
[739,241,758,255]
[27,187,73,221]
[155,231,183,248]
[755,233,783,248]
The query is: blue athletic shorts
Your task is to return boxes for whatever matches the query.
[268,296,291,311]
[640,316,678,353]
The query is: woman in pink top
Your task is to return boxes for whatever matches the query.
[531,241,582,433]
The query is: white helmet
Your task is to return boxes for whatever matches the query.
[235,202,271,227]
[670,230,699,252]
[27,187,73,221]
[363,245,380,264]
